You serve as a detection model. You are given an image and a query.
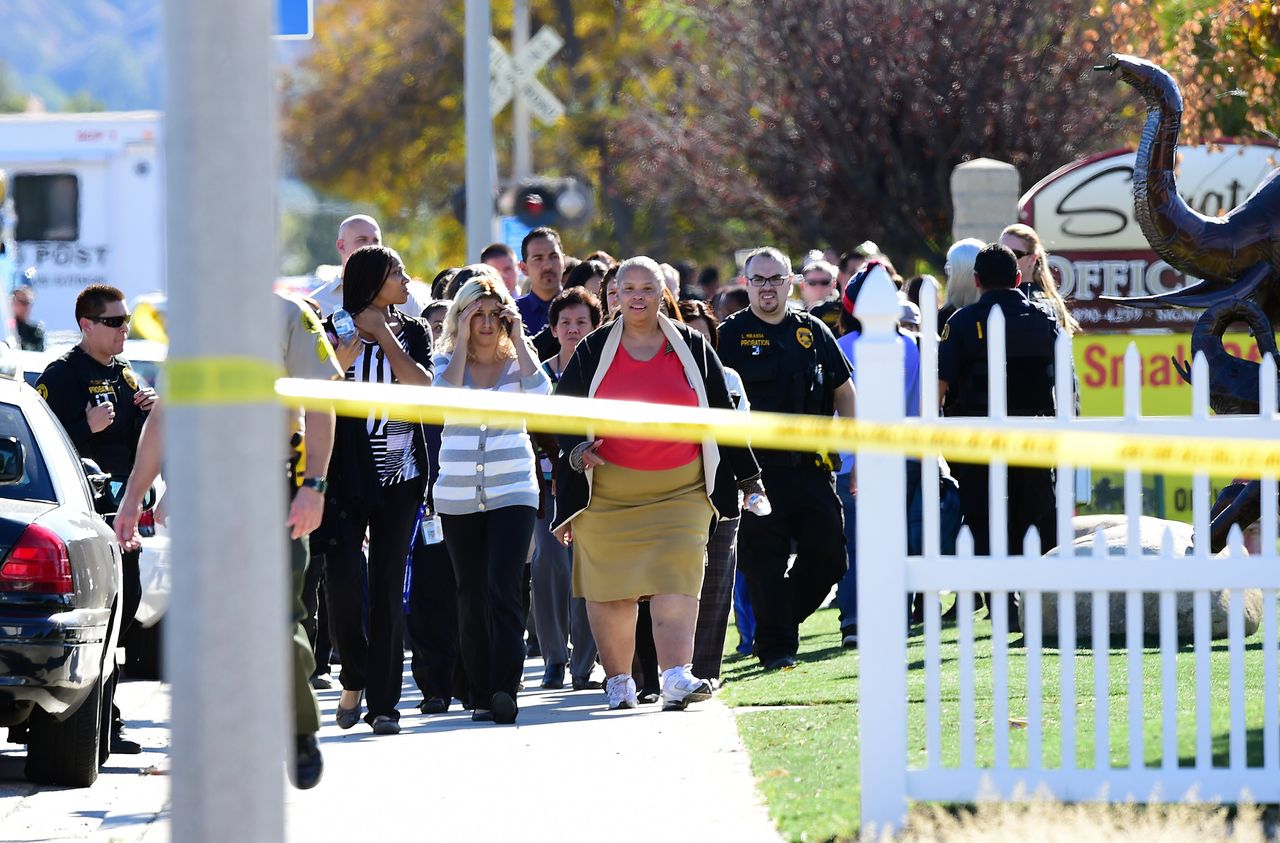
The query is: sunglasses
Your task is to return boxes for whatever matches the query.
[1010,248,1033,260]
[88,314,131,329]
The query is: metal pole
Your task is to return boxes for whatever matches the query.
[163,1,286,840]
[512,0,531,181]
[466,0,494,259]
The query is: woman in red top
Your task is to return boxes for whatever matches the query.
[552,257,763,712]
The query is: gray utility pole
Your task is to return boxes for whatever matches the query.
[164,1,287,840]
[466,0,495,258]
[512,0,531,180]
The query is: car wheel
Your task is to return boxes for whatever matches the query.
[125,620,163,681]
[25,670,104,787]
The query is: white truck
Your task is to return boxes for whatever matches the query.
[0,112,164,334]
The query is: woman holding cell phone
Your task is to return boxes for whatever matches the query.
[313,245,434,737]
[431,266,551,724]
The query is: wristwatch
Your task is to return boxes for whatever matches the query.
[300,476,329,495]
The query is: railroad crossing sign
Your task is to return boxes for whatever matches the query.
[489,26,565,123]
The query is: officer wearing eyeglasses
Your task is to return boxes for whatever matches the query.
[34,283,156,756]
[717,247,855,671]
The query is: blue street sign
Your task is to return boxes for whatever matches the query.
[275,0,314,40]
[500,216,533,257]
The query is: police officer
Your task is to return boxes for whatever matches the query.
[113,293,343,789]
[938,243,1059,598]
[35,284,156,755]
[718,247,855,670]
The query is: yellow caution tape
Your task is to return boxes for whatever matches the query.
[167,357,284,406]
[274,377,1280,477]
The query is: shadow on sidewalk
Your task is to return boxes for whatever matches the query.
[314,657,685,744]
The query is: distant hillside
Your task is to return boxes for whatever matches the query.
[0,0,162,110]
[0,0,314,112]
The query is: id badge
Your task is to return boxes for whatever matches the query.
[421,514,444,545]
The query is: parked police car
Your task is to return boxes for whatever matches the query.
[0,376,123,786]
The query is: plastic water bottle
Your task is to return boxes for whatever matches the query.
[746,491,772,517]
[332,307,356,342]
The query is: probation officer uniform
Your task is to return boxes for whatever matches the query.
[938,286,1059,557]
[35,344,150,746]
[718,306,851,666]
[279,294,344,740]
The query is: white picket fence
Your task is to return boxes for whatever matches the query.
[853,274,1280,831]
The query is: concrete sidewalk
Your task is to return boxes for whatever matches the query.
[288,658,779,841]
[0,657,779,841]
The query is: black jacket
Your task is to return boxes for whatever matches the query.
[322,310,434,507]
[34,345,149,477]
[551,318,760,531]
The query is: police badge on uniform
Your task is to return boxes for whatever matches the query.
[121,368,139,390]
[796,327,814,349]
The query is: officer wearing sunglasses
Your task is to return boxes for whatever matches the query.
[34,283,157,757]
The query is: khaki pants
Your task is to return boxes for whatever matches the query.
[291,534,321,735]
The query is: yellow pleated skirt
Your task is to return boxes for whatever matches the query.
[571,458,714,602]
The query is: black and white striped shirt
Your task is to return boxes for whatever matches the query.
[347,333,420,486]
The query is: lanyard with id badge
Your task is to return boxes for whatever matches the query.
[402,501,444,613]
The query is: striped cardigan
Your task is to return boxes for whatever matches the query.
[430,352,552,515]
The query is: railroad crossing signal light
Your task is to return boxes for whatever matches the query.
[513,182,558,227]
[498,178,593,229]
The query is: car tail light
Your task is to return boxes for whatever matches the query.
[0,524,73,594]
[139,509,155,538]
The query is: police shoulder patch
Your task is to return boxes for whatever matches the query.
[300,308,323,335]
[36,383,48,400]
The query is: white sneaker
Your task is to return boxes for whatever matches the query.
[605,674,637,710]
[660,665,713,711]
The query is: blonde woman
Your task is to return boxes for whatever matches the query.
[999,223,1079,336]
[432,267,552,724]
[939,238,984,326]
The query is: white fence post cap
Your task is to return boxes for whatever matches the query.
[852,264,900,336]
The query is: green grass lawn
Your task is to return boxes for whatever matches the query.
[718,605,1277,842]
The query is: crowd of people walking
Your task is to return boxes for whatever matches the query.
[105,212,1073,788]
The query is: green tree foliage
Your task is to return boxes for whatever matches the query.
[617,0,1141,269]
[285,1,1150,272]
[1112,0,1280,140]
[283,0,774,271]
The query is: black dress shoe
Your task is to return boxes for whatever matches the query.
[762,655,797,671]
[471,709,495,722]
[110,732,143,755]
[491,692,518,724]
[637,688,660,705]
[571,676,602,691]
[541,662,566,690]
[291,734,323,790]
[419,697,450,714]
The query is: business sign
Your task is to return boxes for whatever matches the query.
[1072,332,1261,521]
[275,0,313,40]
[1019,143,1279,332]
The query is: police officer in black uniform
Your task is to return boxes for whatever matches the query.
[35,284,156,755]
[718,247,855,670]
[938,243,1059,574]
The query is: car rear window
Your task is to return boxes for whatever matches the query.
[0,403,56,503]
